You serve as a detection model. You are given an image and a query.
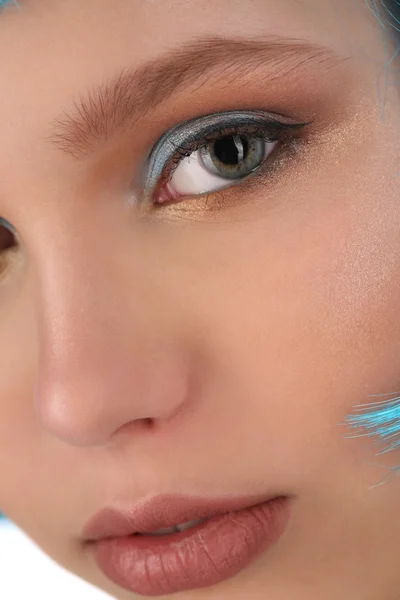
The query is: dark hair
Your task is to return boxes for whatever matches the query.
[386,0,400,25]
[377,0,400,43]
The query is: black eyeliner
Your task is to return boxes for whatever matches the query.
[143,110,310,195]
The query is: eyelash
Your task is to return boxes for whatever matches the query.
[152,118,309,203]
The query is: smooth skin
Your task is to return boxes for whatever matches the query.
[0,0,400,598]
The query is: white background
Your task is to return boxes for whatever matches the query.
[0,519,114,599]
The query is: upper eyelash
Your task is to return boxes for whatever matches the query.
[163,122,305,182]
[143,111,311,196]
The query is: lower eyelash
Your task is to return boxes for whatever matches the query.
[151,133,306,218]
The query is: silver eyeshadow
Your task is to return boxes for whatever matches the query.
[142,110,304,196]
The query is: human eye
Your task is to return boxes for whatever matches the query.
[0,218,16,252]
[143,110,311,206]
[0,217,17,277]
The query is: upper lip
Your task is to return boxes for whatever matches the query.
[82,492,280,541]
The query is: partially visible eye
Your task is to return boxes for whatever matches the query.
[144,110,310,205]
[160,135,275,201]
[0,218,16,252]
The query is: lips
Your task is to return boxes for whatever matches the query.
[83,493,291,596]
[82,492,285,541]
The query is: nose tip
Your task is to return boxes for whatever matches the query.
[34,341,191,447]
[28,212,193,447]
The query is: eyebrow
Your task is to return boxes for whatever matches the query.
[48,35,347,158]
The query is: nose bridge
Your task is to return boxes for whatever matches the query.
[36,226,120,363]
[34,213,121,363]
[32,219,189,447]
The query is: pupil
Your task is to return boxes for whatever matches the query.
[214,136,248,165]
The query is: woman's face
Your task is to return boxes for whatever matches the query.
[1,0,400,598]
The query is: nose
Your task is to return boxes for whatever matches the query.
[32,215,190,447]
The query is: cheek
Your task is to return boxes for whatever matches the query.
[178,124,400,486]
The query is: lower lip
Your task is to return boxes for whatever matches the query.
[90,497,290,596]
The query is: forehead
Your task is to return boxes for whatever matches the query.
[0,0,385,76]
[0,0,382,44]
[0,0,385,95]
